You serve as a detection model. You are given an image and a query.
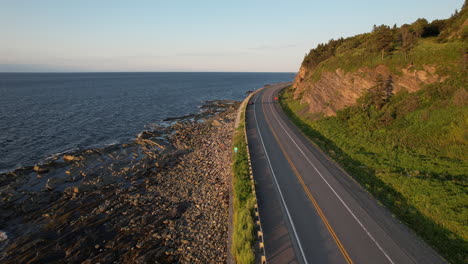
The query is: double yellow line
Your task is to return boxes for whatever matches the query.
[261,91,354,264]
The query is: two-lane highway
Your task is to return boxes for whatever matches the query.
[245,83,446,264]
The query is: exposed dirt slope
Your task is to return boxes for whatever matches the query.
[292,64,446,116]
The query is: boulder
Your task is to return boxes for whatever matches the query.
[211,120,222,127]
[44,177,66,191]
[0,231,7,242]
[63,155,80,162]
[138,131,160,139]
[64,186,79,194]
[33,165,49,174]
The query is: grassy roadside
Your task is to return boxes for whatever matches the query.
[231,106,256,264]
[279,86,467,264]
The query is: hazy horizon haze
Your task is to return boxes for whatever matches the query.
[1,0,464,72]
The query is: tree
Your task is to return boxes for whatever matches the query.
[360,74,394,111]
[372,25,394,60]
[422,19,445,37]
[412,18,429,37]
[401,24,417,61]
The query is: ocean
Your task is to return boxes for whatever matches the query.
[0,72,294,172]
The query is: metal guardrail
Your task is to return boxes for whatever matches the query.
[242,91,267,264]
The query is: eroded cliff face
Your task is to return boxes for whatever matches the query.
[292,64,445,116]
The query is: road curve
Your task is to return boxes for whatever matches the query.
[245,83,446,264]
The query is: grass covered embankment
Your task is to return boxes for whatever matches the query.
[231,103,256,263]
[280,79,467,263]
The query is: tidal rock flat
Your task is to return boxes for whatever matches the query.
[0,100,239,264]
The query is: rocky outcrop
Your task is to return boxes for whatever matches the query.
[0,100,239,264]
[292,64,445,116]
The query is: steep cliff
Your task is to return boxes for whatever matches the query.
[293,64,445,116]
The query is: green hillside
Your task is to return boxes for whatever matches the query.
[301,2,467,81]
[282,2,468,263]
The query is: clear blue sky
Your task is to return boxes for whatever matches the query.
[0,0,464,72]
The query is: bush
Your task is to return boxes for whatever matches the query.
[231,107,256,264]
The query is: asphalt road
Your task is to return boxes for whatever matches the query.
[245,83,446,264]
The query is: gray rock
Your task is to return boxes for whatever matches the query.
[43,177,66,191]
[0,231,7,242]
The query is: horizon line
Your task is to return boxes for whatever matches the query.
[0,71,297,74]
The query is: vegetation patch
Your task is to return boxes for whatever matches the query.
[231,107,256,264]
[280,80,468,263]
[301,3,468,82]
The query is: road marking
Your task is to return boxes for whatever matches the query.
[252,90,309,264]
[267,87,396,264]
[261,97,353,264]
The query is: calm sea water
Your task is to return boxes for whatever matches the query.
[0,72,293,172]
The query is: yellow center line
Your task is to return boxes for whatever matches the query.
[260,90,354,264]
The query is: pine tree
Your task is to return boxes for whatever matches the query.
[372,25,394,60]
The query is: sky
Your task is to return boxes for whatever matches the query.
[0,0,464,72]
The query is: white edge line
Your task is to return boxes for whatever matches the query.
[267,87,395,264]
[252,89,309,264]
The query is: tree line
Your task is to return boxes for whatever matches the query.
[302,1,467,69]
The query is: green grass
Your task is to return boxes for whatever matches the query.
[280,81,468,264]
[231,106,256,264]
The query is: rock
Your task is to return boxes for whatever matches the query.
[0,231,7,242]
[211,120,222,127]
[292,64,445,116]
[138,131,160,139]
[20,199,39,213]
[95,175,116,188]
[77,183,94,192]
[33,165,49,174]
[63,155,79,162]
[44,177,67,191]
[0,103,237,264]
[64,186,80,194]
[6,191,23,203]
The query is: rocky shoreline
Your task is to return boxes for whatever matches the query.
[0,100,240,263]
